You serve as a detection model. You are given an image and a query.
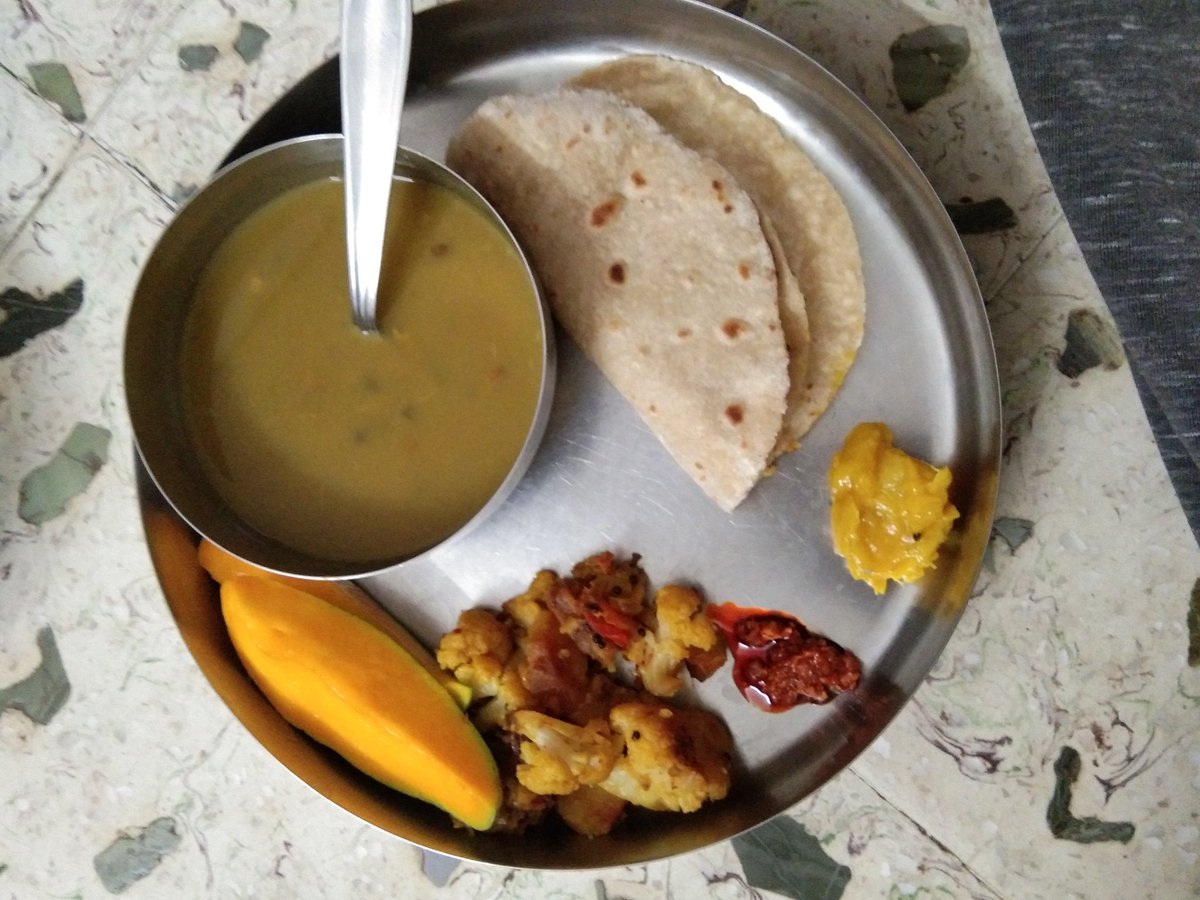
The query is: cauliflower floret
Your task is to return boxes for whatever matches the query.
[503,569,559,628]
[472,671,535,732]
[599,701,732,813]
[628,584,726,697]
[436,607,540,732]
[436,607,514,699]
[509,710,620,796]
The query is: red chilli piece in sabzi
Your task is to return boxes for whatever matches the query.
[705,602,862,712]
[547,552,647,668]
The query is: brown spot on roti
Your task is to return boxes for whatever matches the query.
[722,318,747,339]
[725,404,745,425]
[592,196,622,227]
[677,327,693,339]
[608,261,626,284]
[631,170,647,187]
[737,262,750,280]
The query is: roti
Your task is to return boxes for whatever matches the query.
[570,55,866,456]
[758,212,811,455]
[447,89,790,510]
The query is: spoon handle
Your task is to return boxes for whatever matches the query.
[341,0,412,333]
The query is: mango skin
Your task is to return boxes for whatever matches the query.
[221,575,501,830]
[198,539,471,709]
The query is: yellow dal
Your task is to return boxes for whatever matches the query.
[180,177,544,562]
[828,422,959,594]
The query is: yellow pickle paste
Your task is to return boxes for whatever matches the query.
[828,421,960,594]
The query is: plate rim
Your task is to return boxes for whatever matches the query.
[142,0,1002,870]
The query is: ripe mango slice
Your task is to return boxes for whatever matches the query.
[198,539,470,709]
[221,575,501,830]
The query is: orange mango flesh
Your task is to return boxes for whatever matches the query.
[221,575,501,830]
[198,539,470,709]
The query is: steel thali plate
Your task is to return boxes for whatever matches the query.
[141,0,1001,869]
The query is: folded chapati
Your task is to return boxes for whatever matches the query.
[447,89,789,510]
[570,55,866,457]
[758,211,811,453]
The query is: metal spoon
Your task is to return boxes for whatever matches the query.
[341,0,413,333]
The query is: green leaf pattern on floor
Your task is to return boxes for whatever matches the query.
[0,279,84,358]
[889,25,971,112]
[179,21,271,72]
[1046,747,1136,844]
[944,197,1018,235]
[733,816,852,900]
[19,422,112,525]
[27,62,86,122]
[1187,578,1199,668]
[233,22,271,64]
[178,44,219,72]
[1058,308,1127,378]
[93,817,183,894]
[0,627,71,725]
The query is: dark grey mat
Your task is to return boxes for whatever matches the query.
[991,0,1199,547]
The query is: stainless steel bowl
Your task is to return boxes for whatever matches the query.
[125,135,556,580]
